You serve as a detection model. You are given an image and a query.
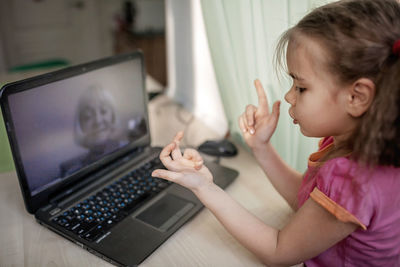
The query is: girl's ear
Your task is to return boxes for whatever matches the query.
[345,78,375,117]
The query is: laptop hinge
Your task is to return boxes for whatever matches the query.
[48,146,147,206]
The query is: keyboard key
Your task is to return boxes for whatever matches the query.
[83,224,104,241]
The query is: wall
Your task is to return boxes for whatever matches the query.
[97,0,125,58]
[0,0,127,70]
[0,0,167,71]
[0,37,5,73]
[165,0,228,138]
[133,0,165,33]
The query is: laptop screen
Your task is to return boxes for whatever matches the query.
[6,56,148,196]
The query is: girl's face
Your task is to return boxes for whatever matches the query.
[284,35,356,139]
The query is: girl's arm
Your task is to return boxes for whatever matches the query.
[152,135,358,266]
[252,143,303,210]
[196,183,357,266]
[239,80,302,209]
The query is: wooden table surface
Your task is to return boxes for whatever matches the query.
[0,95,297,267]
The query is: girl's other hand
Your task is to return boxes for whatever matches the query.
[151,131,214,192]
[238,79,280,149]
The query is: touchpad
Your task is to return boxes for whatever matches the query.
[135,194,194,232]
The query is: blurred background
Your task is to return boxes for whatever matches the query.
[0,0,167,87]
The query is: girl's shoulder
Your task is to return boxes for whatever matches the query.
[316,155,400,190]
[319,155,400,184]
[313,156,400,228]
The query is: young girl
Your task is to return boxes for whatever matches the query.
[152,0,400,265]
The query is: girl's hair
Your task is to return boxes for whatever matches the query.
[275,0,400,167]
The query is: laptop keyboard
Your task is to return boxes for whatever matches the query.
[52,156,171,242]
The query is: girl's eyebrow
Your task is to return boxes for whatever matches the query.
[289,72,305,81]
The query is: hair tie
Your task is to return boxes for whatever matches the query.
[392,39,400,56]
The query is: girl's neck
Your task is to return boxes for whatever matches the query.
[332,122,358,146]
[328,131,354,159]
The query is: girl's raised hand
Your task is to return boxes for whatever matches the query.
[238,80,280,149]
[151,131,214,192]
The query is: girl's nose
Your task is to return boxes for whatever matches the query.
[284,87,296,106]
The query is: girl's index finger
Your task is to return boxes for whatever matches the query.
[159,142,176,167]
[254,79,269,114]
[171,131,184,160]
[173,131,184,143]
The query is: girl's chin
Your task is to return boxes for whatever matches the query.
[299,128,322,138]
[298,126,311,137]
[293,120,311,136]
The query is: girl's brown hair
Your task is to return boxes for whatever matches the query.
[275,0,400,167]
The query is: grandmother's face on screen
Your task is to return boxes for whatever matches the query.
[77,87,116,147]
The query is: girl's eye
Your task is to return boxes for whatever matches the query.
[295,86,306,93]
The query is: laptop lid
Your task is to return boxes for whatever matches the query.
[0,52,151,214]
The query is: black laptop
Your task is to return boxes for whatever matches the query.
[0,52,238,266]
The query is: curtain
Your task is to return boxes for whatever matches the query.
[201,0,332,172]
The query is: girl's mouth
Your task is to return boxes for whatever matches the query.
[288,109,297,124]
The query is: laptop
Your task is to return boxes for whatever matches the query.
[0,52,238,266]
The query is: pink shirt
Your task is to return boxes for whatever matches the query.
[298,137,400,266]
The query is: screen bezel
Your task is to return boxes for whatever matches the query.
[0,52,150,214]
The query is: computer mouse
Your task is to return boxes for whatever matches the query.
[198,139,238,157]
